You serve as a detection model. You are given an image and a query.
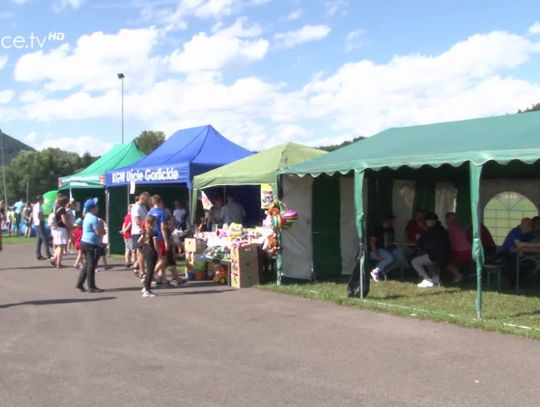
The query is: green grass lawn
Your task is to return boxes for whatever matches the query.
[262,277,540,340]
[2,235,35,245]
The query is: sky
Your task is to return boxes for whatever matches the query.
[1,0,540,156]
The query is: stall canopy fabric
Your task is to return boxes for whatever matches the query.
[59,142,145,190]
[282,111,540,176]
[193,143,326,191]
[106,125,252,188]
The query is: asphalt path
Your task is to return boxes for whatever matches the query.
[1,243,539,407]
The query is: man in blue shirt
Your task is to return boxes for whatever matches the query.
[498,218,535,288]
[498,218,534,257]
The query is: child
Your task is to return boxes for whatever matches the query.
[141,215,157,298]
[72,218,83,268]
[6,207,15,237]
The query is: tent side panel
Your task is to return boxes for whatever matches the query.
[109,187,128,255]
[312,175,341,280]
[340,177,359,275]
[281,175,314,280]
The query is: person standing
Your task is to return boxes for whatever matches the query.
[120,204,134,269]
[50,195,70,268]
[76,198,105,293]
[33,195,51,260]
[148,195,169,286]
[131,192,149,275]
[23,201,33,238]
[141,214,158,298]
[12,198,25,237]
[207,196,224,230]
[220,195,246,225]
[66,200,77,253]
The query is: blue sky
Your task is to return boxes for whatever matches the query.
[1,0,540,155]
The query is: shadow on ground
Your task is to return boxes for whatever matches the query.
[0,297,116,309]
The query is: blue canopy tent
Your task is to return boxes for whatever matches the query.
[105,125,252,253]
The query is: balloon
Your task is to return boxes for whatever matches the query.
[42,190,58,216]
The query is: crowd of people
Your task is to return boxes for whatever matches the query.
[0,199,34,238]
[0,191,248,298]
[369,210,540,289]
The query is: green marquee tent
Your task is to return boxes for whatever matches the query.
[193,143,326,191]
[58,141,145,254]
[280,111,540,319]
[59,142,145,190]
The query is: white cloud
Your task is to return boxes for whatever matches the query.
[53,0,82,12]
[160,0,237,31]
[529,22,540,35]
[12,0,28,4]
[32,135,113,156]
[14,27,160,92]
[0,55,8,70]
[345,29,365,52]
[0,90,16,104]
[284,9,303,21]
[325,0,348,17]
[273,25,331,49]
[12,28,540,152]
[169,19,268,73]
[299,31,540,136]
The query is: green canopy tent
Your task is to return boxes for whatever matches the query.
[193,143,326,191]
[191,143,326,224]
[58,142,145,254]
[59,142,145,190]
[280,111,540,319]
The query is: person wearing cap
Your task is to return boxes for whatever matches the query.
[369,214,409,282]
[411,212,452,288]
[76,198,105,292]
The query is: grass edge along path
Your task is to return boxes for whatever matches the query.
[260,281,540,340]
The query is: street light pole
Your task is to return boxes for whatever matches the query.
[117,73,125,144]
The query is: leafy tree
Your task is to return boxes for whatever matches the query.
[134,130,166,154]
[518,103,540,113]
[318,136,365,152]
[4,148,97,203]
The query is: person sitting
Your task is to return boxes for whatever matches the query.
[498,218,535,288]
[404,210,427,246]
[532,216,540,242]
[444,212,470,283]
[411,212,452,288]
[220,195,246,226]
[369,214,409,282]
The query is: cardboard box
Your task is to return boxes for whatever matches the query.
[230,244,260,288]
[185,238,205,253]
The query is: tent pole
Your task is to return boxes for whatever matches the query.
[354,171,366,299]
[469,162,484,320]
[105,189,110,239]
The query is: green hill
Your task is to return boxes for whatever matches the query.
[0,130,35,164]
